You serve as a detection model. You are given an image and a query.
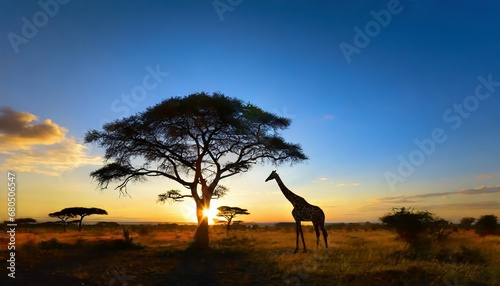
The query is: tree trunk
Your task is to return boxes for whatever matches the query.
[193,203,210,251]
[226,217,232,236]
[63,221,67,232]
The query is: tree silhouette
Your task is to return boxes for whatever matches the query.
[15,218,37,232]
[459,217,476,231]
[216,206,250,234]
[85,92,307,250]
[475,214,498,236]
[49,211,76,232]
[380,207,449,246]
[50,207,108,231]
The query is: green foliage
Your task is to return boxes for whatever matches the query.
[380,207,451,246]
[475,214,498,236]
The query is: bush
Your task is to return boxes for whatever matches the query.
[459,217,476,231]
[38,238,65,250]
[380,207,451,246]
[435,245,486,264]
[475,214,498,236]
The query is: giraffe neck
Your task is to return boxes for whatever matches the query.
[274,175,303,206]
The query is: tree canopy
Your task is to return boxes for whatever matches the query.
[380,207,450,246]
[85,92,307,250]
[50,207,108,231]
[475,214,498,236]
[216,206,250,234]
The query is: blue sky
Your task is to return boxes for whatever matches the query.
[1,0,499,223]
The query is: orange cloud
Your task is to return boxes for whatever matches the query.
[0,106,66,152]
[0,107,101,176]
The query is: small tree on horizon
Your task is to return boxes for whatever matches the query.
[86,92,307,251]
[216,206,250,235]
[49,211,76,232]
[16,218,37,232]
[50,207,108,231]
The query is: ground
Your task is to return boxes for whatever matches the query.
[0,224,498,285]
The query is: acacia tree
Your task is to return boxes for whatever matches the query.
[216,206,250,235]
[48,211,76,232]
[85,92,307,250]
[51,207,108,231]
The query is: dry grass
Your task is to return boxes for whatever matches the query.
[0,224,498,285]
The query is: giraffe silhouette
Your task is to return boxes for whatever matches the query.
[265,170,328,253]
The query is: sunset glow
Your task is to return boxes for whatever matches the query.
[203,207,220,225]
[0,1,499,226]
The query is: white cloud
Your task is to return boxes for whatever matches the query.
[335,182,360,187]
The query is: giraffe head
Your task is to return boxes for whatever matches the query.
[265,170,278,182]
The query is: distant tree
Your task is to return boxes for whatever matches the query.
[460,217,476,231]
[380,207,450,246]
[216,206,250,234]
[16,218,37,232]
[50,207,108,231]
[49,211,76,232]
[86,92,307,251]
[475,214,498,236]
[16,218,37,224]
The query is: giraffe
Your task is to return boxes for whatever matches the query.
[265,170,328,253]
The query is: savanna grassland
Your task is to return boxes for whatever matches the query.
[1,224,499,286]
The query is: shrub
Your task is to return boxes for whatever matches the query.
[380,207,451,246]
[475,214,498,236]
[459,217,475,231]
[123,228,133,244]
[38,238,65,250]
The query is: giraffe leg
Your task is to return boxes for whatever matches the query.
[313,222,320,248]
[294,221,300,253]
[297,223,307,252]
[321,224,328,249]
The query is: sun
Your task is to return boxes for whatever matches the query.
[203,207,219,225]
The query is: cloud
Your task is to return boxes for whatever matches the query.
[0,107,101,176]
[0,106,66,152]
[335,182,360,187]
[375,196,418,204]
[374,186,500,203]
[323,114,335,120]
[476,173,497,180]
[423,201,500,210]
[459,186,500,195]
[313,177,329,182]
